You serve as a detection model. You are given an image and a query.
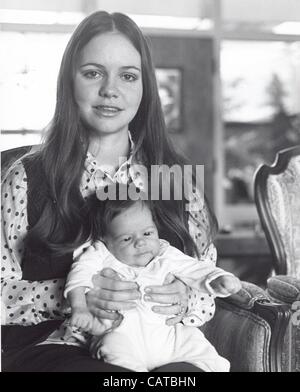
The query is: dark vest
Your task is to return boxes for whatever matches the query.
[21,156,74,280]
[2,157,70,365]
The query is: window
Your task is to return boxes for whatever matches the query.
[0,31,71,150]
[220,39,300,228]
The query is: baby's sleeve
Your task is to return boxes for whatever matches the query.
[182,289,216,327]
[180,244,234,326]
[64,241,111,299]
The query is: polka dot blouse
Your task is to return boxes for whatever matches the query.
[1,144,216,343]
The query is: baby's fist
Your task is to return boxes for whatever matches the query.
[210,275,242,297]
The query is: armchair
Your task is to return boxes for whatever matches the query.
[254,145,300,277]
[254,146,300,372]
[0,146,293,372]
[202,281,291,372]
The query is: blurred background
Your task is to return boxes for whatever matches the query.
[1,0,300,285]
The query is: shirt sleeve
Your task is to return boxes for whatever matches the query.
[167,244,233,295]
[182,245,218,327]
[181,185,218,326]
[1,162,66,326]
[64,241,110,298]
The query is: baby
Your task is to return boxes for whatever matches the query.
[64,191,241,372]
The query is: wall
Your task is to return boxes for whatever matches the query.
[0,0,203,17]
[92,0,202,17]
[222,0,300,23]
[0,0,83,11]
[149,35,214,200]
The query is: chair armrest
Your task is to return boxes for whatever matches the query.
[266,275,300,372]
[267,275,300,304]
[201,281,291,372]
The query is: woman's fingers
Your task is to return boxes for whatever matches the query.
[145,275,186,295]
[87,291,137,313]
[100,267,122,279]
[89,270,190,326]
[151,303,183,315]
[95,288,141,302]
[165,314,184,326]
[163,272,177,285]
[145,276,188,324]
[91,308,120,320]
[86,287,140,313]
[95,298,137,311]
[87,268,140,318]
[92,270,139,291]
[111,315,123,329]
[144,279,187,305]
[151,302,188,328]
[151,302,187,326]
[145,283,178,294]
[145,292,180,305]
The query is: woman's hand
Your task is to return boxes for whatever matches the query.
[144,273,188,326]
[86,268,141,327]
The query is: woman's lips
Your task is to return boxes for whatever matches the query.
[93,105,123,117]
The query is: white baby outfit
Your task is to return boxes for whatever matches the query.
[64,240,232,372]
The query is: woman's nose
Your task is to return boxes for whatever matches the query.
[99,76,118,98]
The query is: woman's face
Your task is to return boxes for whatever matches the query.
[74,32,143,136]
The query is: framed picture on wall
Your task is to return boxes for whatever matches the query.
[155,67,182,133]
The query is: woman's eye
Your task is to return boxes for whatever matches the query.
[83,70,102,79]
[144,231,153,236]
[122,237,132,242]
[121,73,137,82]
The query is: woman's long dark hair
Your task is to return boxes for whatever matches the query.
[25,11,217,258]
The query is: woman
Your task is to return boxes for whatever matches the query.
[1,11,217,372]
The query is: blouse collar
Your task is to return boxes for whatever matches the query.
[84,131,146,191]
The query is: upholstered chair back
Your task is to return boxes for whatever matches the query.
[254,146,300,278]
[1,145,36,180]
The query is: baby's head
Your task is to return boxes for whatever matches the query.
[90,185,160,267]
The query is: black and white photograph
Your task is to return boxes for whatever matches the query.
[1,0,299,376]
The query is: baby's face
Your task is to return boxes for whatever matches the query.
[104,203,161,267]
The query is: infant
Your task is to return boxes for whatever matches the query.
[64,196,241,372]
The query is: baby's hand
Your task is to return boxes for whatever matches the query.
[210,275,242,297]
[70,307,94,331]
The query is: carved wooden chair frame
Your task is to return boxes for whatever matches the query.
[254,145,300,275]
